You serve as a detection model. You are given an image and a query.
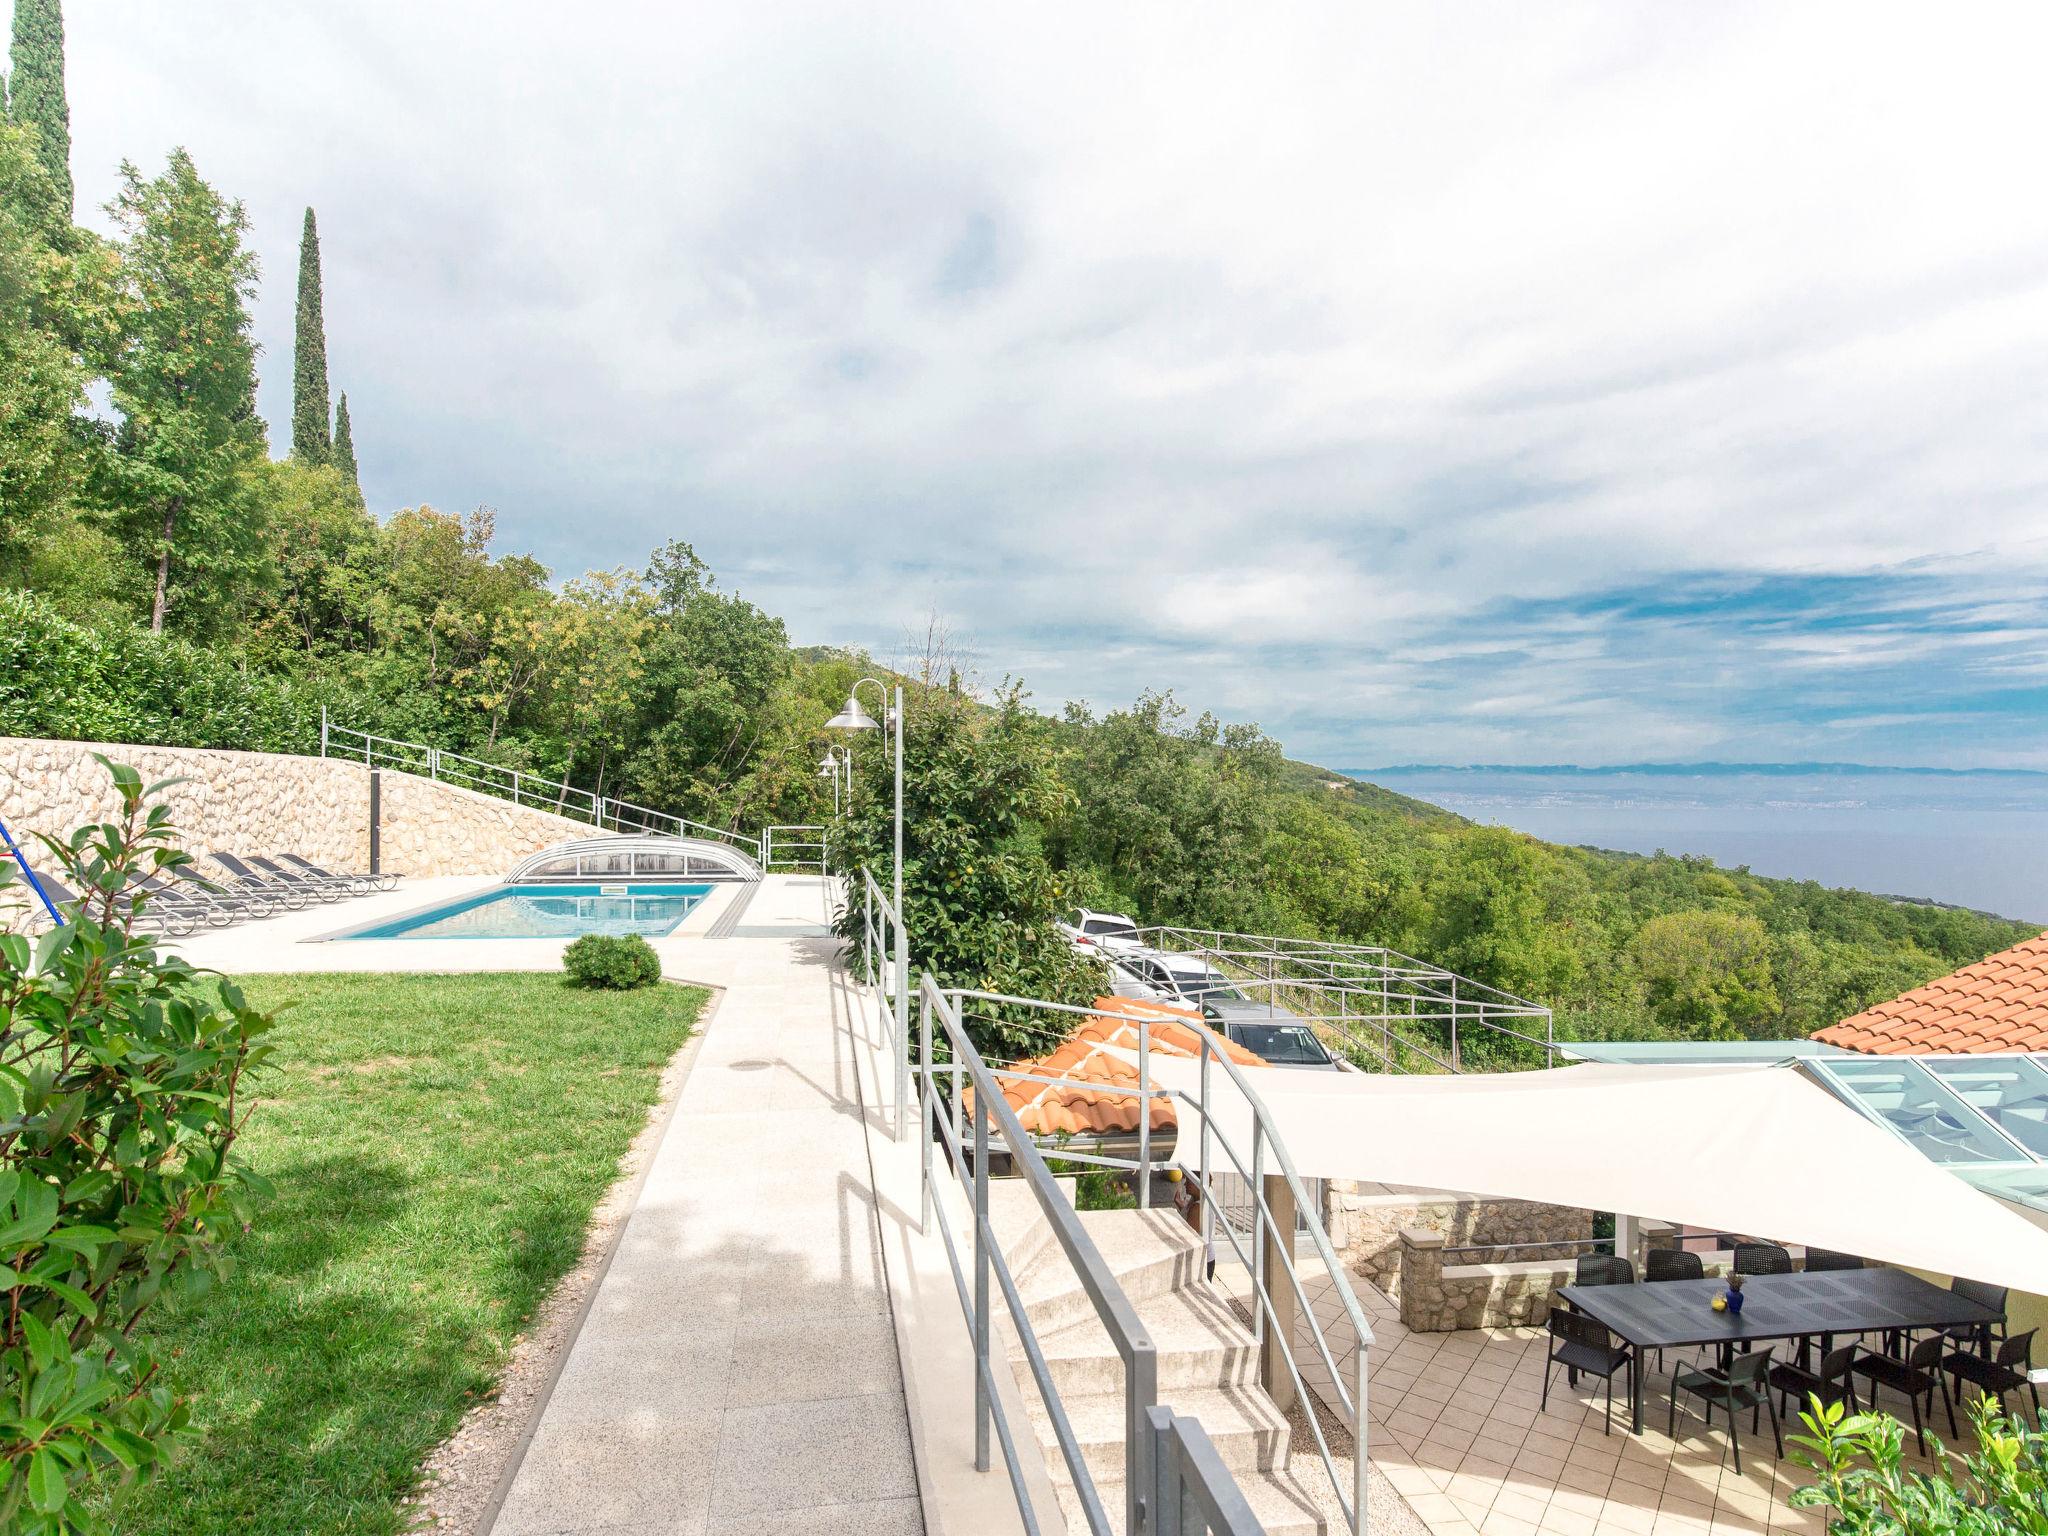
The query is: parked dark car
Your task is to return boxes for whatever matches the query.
[1200,1000,1342,1069]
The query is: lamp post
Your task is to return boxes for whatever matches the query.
[827,679,907,1136]
[816,750,842,816]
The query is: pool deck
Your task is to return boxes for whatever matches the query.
[172,874,938,1536]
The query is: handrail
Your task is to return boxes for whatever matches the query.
[944,989,1375,1533]
[319,714,765,860]
[855,868,911,1138]
[1125,923,1556,1072]
[918,975,1161,1536]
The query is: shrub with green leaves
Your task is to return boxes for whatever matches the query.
[0,759,272,1532]
[1790,1393,2048,1534]
[562,933,663,990]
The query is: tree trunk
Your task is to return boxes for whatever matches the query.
[149,498,181,633]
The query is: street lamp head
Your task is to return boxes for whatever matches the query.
[825,694,880,732]
[817,752,839,775]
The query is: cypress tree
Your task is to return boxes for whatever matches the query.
[8,0,73,221]
[291,207,330,463]
[332,390,362,505]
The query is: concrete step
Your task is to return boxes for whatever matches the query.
[1017,1209,1205,1335]
[1015,1282,1258,1397]
[1031,1383,1292,1487]
[1058,1467,1333,1536]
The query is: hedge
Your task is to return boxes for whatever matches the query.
[0,588,389,755]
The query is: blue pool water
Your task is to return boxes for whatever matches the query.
[342,883,714,940]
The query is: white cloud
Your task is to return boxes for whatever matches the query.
[50,0,2048,767]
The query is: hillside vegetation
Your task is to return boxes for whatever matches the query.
[2,99,2031,1053]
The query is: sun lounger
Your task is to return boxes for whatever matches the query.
[206,852,328,908]
[246,854,365,898]
[277,852,397,892]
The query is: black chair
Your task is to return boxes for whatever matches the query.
[1575,1253,1635,1286]
[1543,1307,1634,1435]
[1852,1336,1954,1453]
[1943,1328,2039,1422]
[1770,1343,1859,1419]
[1732,1243,1793,1276]
[1943,1278,2008,1355]
[1672,1347,1782,1474]
[1645,1249,1703,1282]
[1802,1248,1864,1272]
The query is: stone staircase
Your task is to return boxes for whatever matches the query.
[989,1185,1332,1535]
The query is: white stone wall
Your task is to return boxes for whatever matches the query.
[0,738,594,881]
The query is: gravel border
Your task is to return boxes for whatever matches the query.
[402,981,724,1534]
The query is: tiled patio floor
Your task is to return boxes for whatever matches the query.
[1223,1263,1962,1536]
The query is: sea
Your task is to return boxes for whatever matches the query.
[1345,765,2048,925]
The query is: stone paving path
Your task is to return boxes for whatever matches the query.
[489,876,924,1536]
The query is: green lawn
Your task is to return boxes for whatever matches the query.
[106,972,706,1536]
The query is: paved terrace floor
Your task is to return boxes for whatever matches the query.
[1218,1262,1960,1536]
[176,875,927,1536]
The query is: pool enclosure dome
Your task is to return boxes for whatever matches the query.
[505,834,762,884]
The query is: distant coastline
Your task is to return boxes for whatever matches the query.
[1345,763,2048,923]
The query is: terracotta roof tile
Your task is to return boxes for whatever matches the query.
[1813,931,2048,1055]
[968,996,1271,1138]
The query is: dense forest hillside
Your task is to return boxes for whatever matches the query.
[1,71,2033,1053]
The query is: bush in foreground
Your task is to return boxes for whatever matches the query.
[0,759,273,1533]
[563,933,662,990]
[1790,1392,2048,1533]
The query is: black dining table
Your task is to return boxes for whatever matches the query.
[1558,1269,2005,1433]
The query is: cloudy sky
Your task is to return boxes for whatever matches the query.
[50,2,2048,770]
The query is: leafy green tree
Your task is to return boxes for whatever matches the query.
[6,0,71,223]
[1053,691,1285,933]
[1423,825,1584,1002]
[98,151,268,636]
[620,542,795,827]
[0,760,273,1532]
[289,208,329,463]
[330,389,361,503]
[833,683,1101,1059]
[1628,909,1780,1038]
[0,122,86,583]
[244,458,378,659]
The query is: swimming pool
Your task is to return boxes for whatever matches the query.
[338,883,715,940]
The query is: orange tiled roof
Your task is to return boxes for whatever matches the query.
[1813,931,2048,1055]
[973,996,1268,1138]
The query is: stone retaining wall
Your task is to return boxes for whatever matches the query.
[1395,1228,1575,1331]
[0,738,593,882]
[1325,1180,1594,1300]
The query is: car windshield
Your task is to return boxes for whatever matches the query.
[1230,1024,1332,1066]
[1083,918,1137,937]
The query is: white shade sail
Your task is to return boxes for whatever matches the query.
[1115,1055,2048,1295]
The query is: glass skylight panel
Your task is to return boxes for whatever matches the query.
[1819,1059,2032,1165]
[1962,1166,2048,1213]
[1923,1057,2048,1160]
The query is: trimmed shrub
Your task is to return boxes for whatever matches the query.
[563,933,663,990]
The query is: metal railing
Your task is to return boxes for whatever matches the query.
[763,824,828,874]
[853,868,911,1138]
[917,977,1261,1536]
[1131,925,1556,1073]
[925,985,1377,1535]
[319,713,769,861]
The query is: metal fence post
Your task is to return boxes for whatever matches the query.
[1355,1339,1370,1536]
[1128,1335,1158,1536]
[319,706,329,759]
[1250,1120,1266,1350]
[973,1087,991,1474]
[1151,1408,1182,1536]
[1199,1040,1214,1264]
[894,936,909,1141]
[1137,1015,1151,1210]
[1449,978,1460,1071]
[919,988,934,1234]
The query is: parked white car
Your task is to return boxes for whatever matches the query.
[1107,951,1253,1011]
[1056,908,1146,957]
